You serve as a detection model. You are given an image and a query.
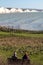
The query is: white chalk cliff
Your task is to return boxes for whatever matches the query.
[0,7,42,14]
[0,7,10,13]
[30,10,38,12]
[10,8,17,13]
[24,9,30,12]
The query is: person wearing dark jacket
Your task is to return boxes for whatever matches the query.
[22,52,30,65]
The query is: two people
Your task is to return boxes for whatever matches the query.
[14,51,30,61]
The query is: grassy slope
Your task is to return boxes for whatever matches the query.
[0,31,43,38]
[0,31,43,65]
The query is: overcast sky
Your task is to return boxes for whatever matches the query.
[0,0,43,9]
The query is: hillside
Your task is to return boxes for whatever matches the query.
[0,27,43,65]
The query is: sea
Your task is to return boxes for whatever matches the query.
[0,12,43,31]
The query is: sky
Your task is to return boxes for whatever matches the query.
[0,0,43,9]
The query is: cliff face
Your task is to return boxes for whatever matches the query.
[0,7,42,14]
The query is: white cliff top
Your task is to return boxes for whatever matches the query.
[0,7,42,14]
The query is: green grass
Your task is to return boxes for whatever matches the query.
[0,45,43,65]
[0,31,43,65]
[30,54,43,65]
[0,31,43,38]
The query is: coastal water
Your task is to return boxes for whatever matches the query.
[0,12,43,31]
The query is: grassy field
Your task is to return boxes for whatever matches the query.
[0,31,43,65]
[0,31,43,38]
[0,42,43,65]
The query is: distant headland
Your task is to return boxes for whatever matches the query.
[0,7,43,14]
